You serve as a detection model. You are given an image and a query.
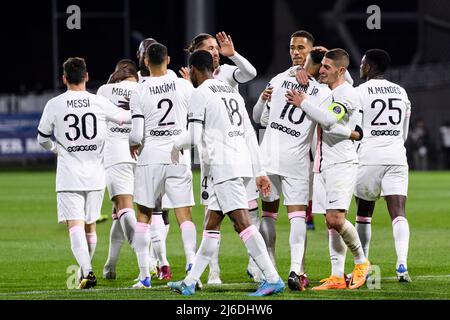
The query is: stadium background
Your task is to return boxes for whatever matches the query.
[1,0,450,301]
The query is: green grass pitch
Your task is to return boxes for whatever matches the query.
[0,169,449,300]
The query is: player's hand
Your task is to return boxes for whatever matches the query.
[261,86,273,102]
[351,125,363,141]
[256,176,272,198]
[296,67,309,86]
[179,67,191,82]
[130,145,140,160]
[171,146,180,164]
[216,31,235,57]
[285,89,307,107]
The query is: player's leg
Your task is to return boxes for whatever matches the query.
[166,164,197,276]
[85,222,97,261]
[115,194,136,246]
[104,206,125,279]
[84,189,104,262]
[245,179,262,279]
[355,197,376,258]
[151,196,167,277]
[168,209,224,295]
[382,165,411,282]
[386,195,410,281]
[132,204,153,288]
[228,208,284,296]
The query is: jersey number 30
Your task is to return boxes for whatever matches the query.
[64,113,97,141]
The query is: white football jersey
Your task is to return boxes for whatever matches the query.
[356,79,411,166]
[97,80,138,168]
[189,78,254,184]
[213,64,240,90]
[130,73,194,166]
[314,81,361,172]
[260,66,331,178]
[138,69,178,83]
[37,90,130,191]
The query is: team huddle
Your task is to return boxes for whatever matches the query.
[37,29,411,296]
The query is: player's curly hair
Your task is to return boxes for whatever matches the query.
[186,33,215,53]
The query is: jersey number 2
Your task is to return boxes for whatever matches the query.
[158,98,175,126]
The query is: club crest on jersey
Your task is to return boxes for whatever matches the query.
[328,102,347,121]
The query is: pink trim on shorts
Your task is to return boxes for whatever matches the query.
[356,216,372,223]
[135,222,149,233]
[69,225,84,235]
[288,211,306,220]
[248,200,258,210]
[86,232,97,244]
[118,208,134,219]
[180,221,195,230]
[262,211,278,220]
[239,225,258,243]
[203,230,221,239]
[392,216,407,225]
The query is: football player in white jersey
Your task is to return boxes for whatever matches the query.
[286,49,370,290]
[96,59,139,280]
[255,47,362,291]
[182,31,258,285]
[355,49,412,282]
[137,37,174,279]
[168,50,284,296]
[37,57,131,289]
[129,43,198,288]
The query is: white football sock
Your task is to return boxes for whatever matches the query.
[180,221,197,269]
[356,216,372,259]
[247,200,261,272]
[69,225,92,278]
[338,220,366,265]
[240,225,279,283]
[150,214,169,266]
[329,228,347,278]
[185,230,220,286]
[392,216,409,269]
[259,211,278,266]
[288,211,307,275]
[300,235,307,275]
[133,222,150,280]
[85,232,97,261]
[118,208,136,246]
[105,218,125,268]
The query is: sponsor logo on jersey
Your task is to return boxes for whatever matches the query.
[270,121,301,137]
[370,129,400,136]
[67,144,97,152]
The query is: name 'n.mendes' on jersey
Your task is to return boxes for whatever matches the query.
[188,78,255,184]
[356,79,411,166]
[37,90,131,192]
[97,80,139,168]
[314,81,362,172]
[129,73,194,166]
[260,66,331,178]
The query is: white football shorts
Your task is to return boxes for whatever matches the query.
[134,164,194,209]
[207,177,250,214]
[312,163,357,214]
[261,174,309,206]
[355,165,408,201]
[57,190,104,224]
[105,163,135,199]
[200,164,258,206]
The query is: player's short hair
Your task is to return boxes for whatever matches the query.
[188,50,214,72]
[146,43,168,65]
[291,30,315,45]
[365,49,391,73]
[115,59,137,71]
[325,48,350,68]
[138,38,158,56]
[186,33,215,53]
[63,57,87,85]
[309,48,326,64]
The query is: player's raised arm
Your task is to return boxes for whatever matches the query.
[216,31,257,83]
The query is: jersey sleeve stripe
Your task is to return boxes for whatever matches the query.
[232,68,243,84]
[37,130,52,138]
[131,114,144,119]
[188,119,204,124]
